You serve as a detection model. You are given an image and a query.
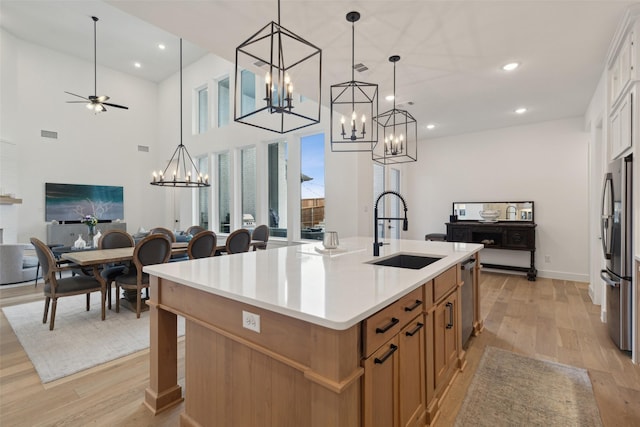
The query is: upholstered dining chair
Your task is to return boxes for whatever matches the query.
[98,229,135,309]
[251,225,270,251]
[30,237,103,330]
[185,225,207,237]
[187,231,217,259]
[150,227,176,242]
[225,228,251,254]
[114,234,171,318]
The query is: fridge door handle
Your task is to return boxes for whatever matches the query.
[600,270,620,288]
[600,173,614,260]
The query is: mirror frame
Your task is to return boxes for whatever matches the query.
[451,201,534,222]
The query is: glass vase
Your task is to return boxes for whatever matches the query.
[87,225,95,246]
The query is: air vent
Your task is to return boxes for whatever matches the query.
[41,130,58,139]
[138,145,149,152]
[254,60,268,67]
[353,63,368,72]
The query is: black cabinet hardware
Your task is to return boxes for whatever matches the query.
[374,344,398,364]
[404,300,422,312]
[376,317,399,334]
[446,302,454,329]
[405,322,424,337]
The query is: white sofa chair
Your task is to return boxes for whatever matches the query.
[0,243,39,285]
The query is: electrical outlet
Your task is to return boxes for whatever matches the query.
[544,255,551,263]
[242,310,261,333]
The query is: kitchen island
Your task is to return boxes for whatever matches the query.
[143,237,483,426]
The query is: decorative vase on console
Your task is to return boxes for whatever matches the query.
[87,225,95,245]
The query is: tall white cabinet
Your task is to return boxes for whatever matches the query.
[607,10,638,161]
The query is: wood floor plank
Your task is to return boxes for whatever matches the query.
[1,272,639,426]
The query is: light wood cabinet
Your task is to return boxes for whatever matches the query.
[362,314,426,427]
[363,336,399,427]
[433,290,459,392]
[398,315,427,427]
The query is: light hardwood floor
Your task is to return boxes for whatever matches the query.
[1,272,639,426]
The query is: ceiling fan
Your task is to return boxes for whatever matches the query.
[65,16,128,113]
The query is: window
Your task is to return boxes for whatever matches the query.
[197,156,209,229]
[300,133,325,240]
[241,146,256,229]
[240,70,256,116]
[217,77,230,127]
[373,163,385,238]
[196,86,208,134]
[218,152,230,233]
[268,141,287,237]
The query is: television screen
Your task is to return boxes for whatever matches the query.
[45,183,124,222]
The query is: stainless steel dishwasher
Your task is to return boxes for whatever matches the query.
[460,257,476,348]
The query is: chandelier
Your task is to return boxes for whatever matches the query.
[330,11,378,152]
[372,55,418,165]
[234,0,322,134]
[151,39,210,188]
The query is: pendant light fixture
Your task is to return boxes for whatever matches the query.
[234,0,322,134]
[372,55,418,165]
[330,11,378,152]
[151,39,209,188]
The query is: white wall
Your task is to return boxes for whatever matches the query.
[0,29,162,243]
[404,118,590,281]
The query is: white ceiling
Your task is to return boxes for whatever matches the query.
[1,0,635,139]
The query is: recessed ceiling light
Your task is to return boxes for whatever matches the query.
[426,124,435,130]
[134,62,142,68]
[502,62,520,71]
[158,43,166,50]
[385,95,394,101]
[515,107,527,114]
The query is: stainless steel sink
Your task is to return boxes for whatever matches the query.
[368,253,442,270]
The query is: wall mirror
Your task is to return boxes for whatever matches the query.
[452,201,534,222]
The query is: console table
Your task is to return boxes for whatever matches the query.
[446,221,537,281]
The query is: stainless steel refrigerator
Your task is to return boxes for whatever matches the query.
[600,154,633,351]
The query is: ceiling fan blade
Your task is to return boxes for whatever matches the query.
[67,101,90,104]
[65,91,89,101]
[102,102,129,110]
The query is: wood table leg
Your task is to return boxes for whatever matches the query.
[144,277,183,414]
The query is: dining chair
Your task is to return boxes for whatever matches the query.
[150,227,176,242]
[114,234,171,318]
[251,224,270,250]
[225,229,251,254]
[187,231,217,259]
[185,225,207,236]
[30,237,103,331]
[98,229,135,309]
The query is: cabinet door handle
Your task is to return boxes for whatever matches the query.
[404,299,422,312]
[376,317,399,334]
[405,322,424,337]
[374,344,398,364]
[446,302,454,329]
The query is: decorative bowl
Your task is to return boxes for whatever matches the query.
[479,210,500,221]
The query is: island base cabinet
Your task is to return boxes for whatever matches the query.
[433,290,459,395]
[362,314,427,427]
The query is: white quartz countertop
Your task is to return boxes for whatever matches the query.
[144,237,483,330]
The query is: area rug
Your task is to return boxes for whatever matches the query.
[2,294,185,383]
[455,346,603,426]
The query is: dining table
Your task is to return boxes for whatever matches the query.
[61,243,189,319]
[60,238,262,318]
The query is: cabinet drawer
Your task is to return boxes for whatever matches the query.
[363,287,423,358]
[433,266,457,303]
[504,228,534,249]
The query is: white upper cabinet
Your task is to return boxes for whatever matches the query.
[607,8,639,160]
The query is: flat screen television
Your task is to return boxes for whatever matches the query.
[45,183,124,222]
